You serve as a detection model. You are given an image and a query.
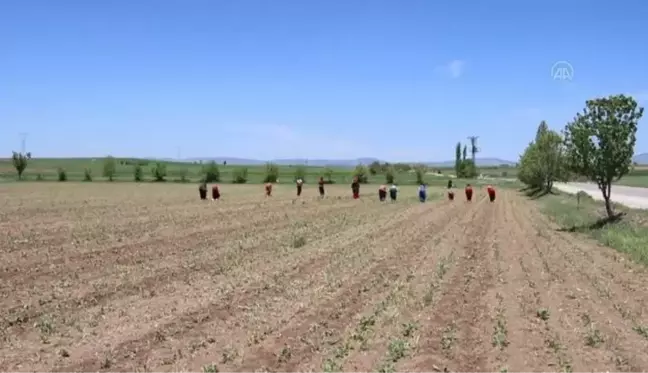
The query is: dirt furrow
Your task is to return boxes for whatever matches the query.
[48,199,449,372]
[1,200,395,341]
[3,200,404,371]
[397,196,498,372]
[518,196,648,371]
[242,199,479,372]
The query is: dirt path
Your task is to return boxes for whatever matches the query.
[2,184,648,371]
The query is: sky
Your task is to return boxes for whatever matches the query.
[2,0,648,162]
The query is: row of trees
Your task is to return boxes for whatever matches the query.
[518,94,644,217]
[454,136,479,178]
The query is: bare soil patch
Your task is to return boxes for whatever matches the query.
[2,183,648,371]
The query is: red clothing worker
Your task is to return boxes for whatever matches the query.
[465,184,473,202]
[265,182,273,197]
[487,184,496,202]
[212,185,221,200]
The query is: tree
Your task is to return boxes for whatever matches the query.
[263,162,279,183]
[563,94,643,218]
[385,166,395,184]
[57,168,67,182]
[232,167,248,184]
[462,145,467,161]
[83,168,92,181]
[467,136,479,162]
[353,164,369,183]
[535,120,548,142]
[454,142,462,176]
[11,151,28,179]
[294,165,307,181]
[202,161,220,183]
[133,164,143,182]
[518,126,568,192]
[323,167,334,183]
[414,164,427,184]
[151,162,167,182]
[369,161,381,176]
[103,156,117,181]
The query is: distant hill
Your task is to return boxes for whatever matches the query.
[634,153,648,165]
[185,157,515,167]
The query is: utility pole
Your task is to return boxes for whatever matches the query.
[19,132,28,154]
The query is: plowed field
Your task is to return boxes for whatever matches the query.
[2,183,648,372]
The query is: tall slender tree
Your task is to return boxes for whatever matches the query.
[467,136,479,163]
[454,142,462,176]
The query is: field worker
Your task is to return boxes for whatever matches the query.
[487,184,496,202]
[199,182,207,200]
[318,177,326,197]
[448,188,455,201]
[378,184,387,201]
[389,184,398,201]
[265,182,273,197]
[351,177,360,199]
[447,179,453,189]
[212,184,221,200]
[418,183,427,202]
[296,178,304,197]
[465,183,473,202]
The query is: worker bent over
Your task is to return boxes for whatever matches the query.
[487,184,496,202]
[351,177,360,199]
[318,177,325,197]
[296,178,304,196]
[199,182,207,200]
[265,182,273,197]
[389,184,398,201]
[448,190,455,201]
[212,185,221,200]
[465,184,473,202]
[418,184,427,202]
[378,185,387,201]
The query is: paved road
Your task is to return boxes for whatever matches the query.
[553,182,648,210]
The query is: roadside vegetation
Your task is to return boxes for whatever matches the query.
[518,94,648,264]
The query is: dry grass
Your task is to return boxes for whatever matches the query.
[2,183,648,372]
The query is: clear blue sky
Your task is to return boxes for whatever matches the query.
[2,0,647,162]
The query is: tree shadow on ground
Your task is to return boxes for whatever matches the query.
[519,186,559,200]
[557,212,627,233]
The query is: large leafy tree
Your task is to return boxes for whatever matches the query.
[563,94,643,217]
[518,121,568,192]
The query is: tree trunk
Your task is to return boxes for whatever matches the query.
[600,181,614,218]
[604,197,614,218]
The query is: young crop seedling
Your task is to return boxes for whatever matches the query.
[387,338,409,362]
[537,308,550,321]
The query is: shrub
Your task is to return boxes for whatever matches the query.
[202,161,220,183]
[264,162,279,183]
[83,168,92,181]
[103,156,117,181]
[385,167,395,184]
[353,164,369,184]
[323,167,335,184]
[232,167,248,184]
[414,164,427,184]
[11,151,28,180]
[151,162,167,182]
[294,165,307,182]
[134,164,143,182]
[57,168,67,182]
[36,173,44,181]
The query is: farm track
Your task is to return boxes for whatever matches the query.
[2,183,648,371]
